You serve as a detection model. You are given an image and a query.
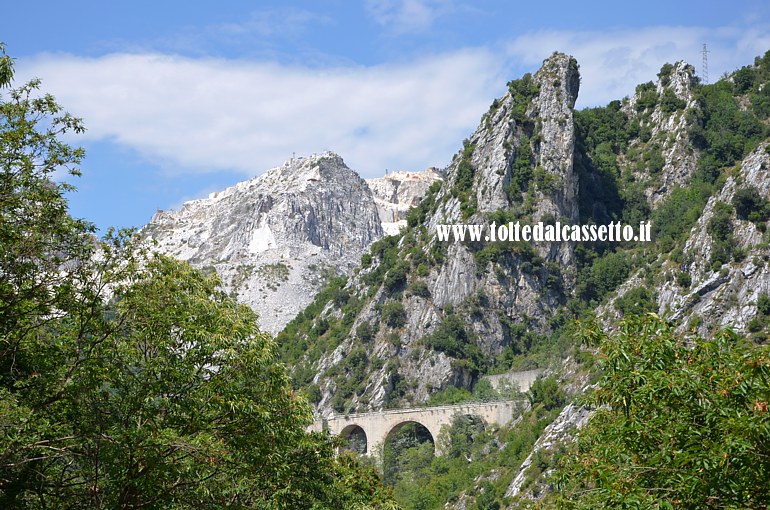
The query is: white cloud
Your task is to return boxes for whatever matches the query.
[505,24,770,107]
[19,49,504,178]
[365,0,455,33]
[214,8,329,39]
[16,21,769,184]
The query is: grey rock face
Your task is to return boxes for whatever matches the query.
[504,402,591,499]
[530,53,581,222]
[430,52,580,228]
[426,52,580,274]
[601,143,770,337]
[366,169,443,235]
[623,61,699,205]
[660,143,770,335]
[310,53,582,416]
[143,152,384,334]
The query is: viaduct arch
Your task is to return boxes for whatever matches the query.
[309,401,519,457]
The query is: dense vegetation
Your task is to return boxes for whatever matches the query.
[382,383,570,509]
[382,312,770,510]
[0,45,397,509]
[571,52,770,314]
[555,314,770,509]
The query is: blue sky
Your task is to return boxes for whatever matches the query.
[2,1,769,232]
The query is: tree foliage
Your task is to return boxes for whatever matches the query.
[528,375,565,411]
[382,423,435,488]
[732,186,770,223]
[556,315,770,509]
[423,314,485,376]
[0,44,397,510]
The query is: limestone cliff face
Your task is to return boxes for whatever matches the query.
[143,152,383,334]
[366,169,443,235]
[599,140,770,339]
[503,58,770,507]
[622,61,699,205]
[298,53,582,417]
[136,49,770,508]
[657,143,770,334]
[429,52,581,265]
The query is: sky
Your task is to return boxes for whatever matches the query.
[2,1,769,232]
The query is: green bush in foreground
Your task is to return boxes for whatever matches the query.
[556,315,770,509]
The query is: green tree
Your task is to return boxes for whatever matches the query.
[382,301,407,328]
[0,44,398,510]
[528,375,565,411]
[615,286,658,316]
[64,254,339,508]
[1,43,103,504]
[660,88,687,113]
[758,293,770,316]
[707,201,736,267]
[0,47,91,349]
[556,315,770,509]
[383,423,434,488]
[732,186,770,223]
[591,251,630,298]
[441,414,486,461]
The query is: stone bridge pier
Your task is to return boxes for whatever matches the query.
[310,401,519,457]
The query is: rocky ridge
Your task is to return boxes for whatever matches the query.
[603,142,770,335]
[366,169,443,235]
[141,48,770,509]
[143,153,383,334]
[286,52,583,417]
[665,144,770,333]
[276,50,770,508]
[502,55,770,509]
[142,153,441,334]
[622,61,699,205]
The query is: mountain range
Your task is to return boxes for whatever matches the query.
[142,49,770,508]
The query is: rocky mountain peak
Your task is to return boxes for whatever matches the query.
[366,169,443,235]
[535,51,581,109]
[238,151,352,195]
[144,151,384,334]
[661,60,697,101]
[615,60,700,205]
[286,53,585,417]
[271,50,770,508]
[529,52,581,225]
[432,51,581,226]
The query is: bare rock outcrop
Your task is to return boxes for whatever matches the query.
[143,152,384,334]
[366,169,443,235]
[309,52,582,416]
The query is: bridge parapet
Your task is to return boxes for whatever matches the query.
[313,400,524,457]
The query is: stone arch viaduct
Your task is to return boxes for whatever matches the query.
[309,401,519,457]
